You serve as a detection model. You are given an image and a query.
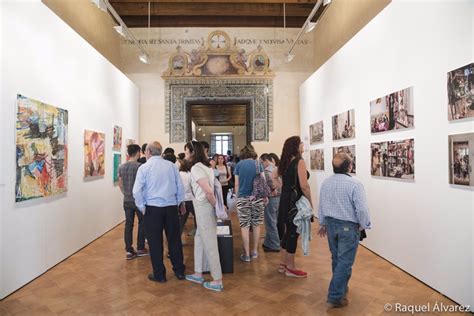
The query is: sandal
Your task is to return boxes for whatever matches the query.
[240,254,251,262]
[278,263,287,273]
[185,274,204,284]
[203,281,224,292]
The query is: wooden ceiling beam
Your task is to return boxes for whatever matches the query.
[112,3,314,17]
[121,15,309,27]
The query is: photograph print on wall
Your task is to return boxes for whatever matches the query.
[448,132,473,186]
[15,94,68,202]
[448,63,473,121]
[371,139,414,180]
[310,149,324,171]
[332,145,356,174]
[309,121,324,144]
[332,109,355,141]
[370,87,414,134]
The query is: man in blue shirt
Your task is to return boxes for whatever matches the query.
[133,141,186,283]
[317,153,371,308]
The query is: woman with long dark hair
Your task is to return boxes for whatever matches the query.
[216,154,231,207]
[185,141,224,292]
[277,136,312,277]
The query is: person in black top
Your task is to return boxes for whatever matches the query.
[138,143,147,164]
[277,136,312,278]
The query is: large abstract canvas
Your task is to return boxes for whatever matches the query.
[310,149,324,171]
[15,94,68,202]
[448,133,473,186]
[113,125,122,151]
[332,145,356,174]
[113,153,121,184]
[84,130,105,177]
[371,139,414,180]
[370,87,414,133]
[448,63,474,121]
[332,109,355,141]
[309,121,324,144]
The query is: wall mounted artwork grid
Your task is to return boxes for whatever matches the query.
[370,87,414,134]
[332,109,355,141]
[15,94,68,202]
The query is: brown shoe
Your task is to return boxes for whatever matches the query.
[327,298,348,308]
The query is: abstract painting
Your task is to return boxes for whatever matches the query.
[309,121,324,144]
[449,133,473,186]
[332,109,355,141]
[15,94,68,202]
[371,139,414,180]
[332,145,356,174]
[113,153,121,184]
[113,125,122,151]
[370,87,414,133]
[310,149,324,171]
[84,130,105,177]
[448,63,474,120]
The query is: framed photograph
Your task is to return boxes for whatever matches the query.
[332,109,355,141]
[370,87,414,133]
[113,153,121,185]
[113,125,122,151]
[310,149,324,171]
[371,139,414,180]
[448,132,473,186]
[448,63,474,121]
[309,121,324,144]
[332,145,356,174]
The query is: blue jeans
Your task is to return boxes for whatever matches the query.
[326,217,360,304]
[263,196,280,250]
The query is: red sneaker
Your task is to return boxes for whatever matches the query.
[285,267,308,278]
[137,248,149,257]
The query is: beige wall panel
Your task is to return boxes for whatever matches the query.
[312,0,391,71]
[42,0,122,70]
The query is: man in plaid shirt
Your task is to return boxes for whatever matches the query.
[318,153,371,308]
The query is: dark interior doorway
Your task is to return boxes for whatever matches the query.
[186,100,251,155]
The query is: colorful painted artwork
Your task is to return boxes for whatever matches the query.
[15,94,68,202]
[449,133,474,186]
[113,125,122,151]
[448,63,474,120]
[332,145,356,174]
[371,139,414,180]
[309,121,324,144]
[310,149,324,171]
[332,109,355,141]
[84,130,105,177]
[113,153,121,184]
[370,87,414,133]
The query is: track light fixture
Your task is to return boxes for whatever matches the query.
[92,0,151,65]
[284,0,331,63]
[91,0,107,11]
[113,25,126,38]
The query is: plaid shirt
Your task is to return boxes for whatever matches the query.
[118,161,141,203]
[318,174,371,229]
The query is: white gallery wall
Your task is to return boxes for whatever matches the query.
[300,0,473,309]
[0,0,139,298]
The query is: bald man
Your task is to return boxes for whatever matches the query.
[317,153,371,308]
[133,141,186,283]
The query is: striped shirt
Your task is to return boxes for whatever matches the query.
[318,174,371,229]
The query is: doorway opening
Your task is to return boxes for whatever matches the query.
[186,100,251,156]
